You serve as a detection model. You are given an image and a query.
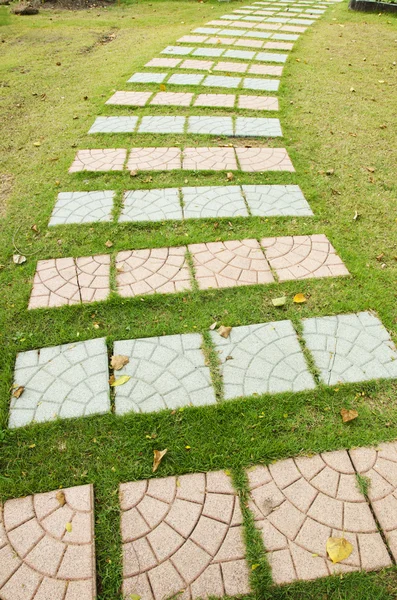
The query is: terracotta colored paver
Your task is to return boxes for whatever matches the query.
[236,147,295,172]
[235,38,264,48]
[261,234,349,281]
[9,338,110,427]
[302,311,397,385]
[145,57,181,68]
[29,258,80,309]
[0,485,96,598]
[120,471,250,599]
[69,149,126,173]
[49,191,115,226]
[116,246,191,297]
[206,36,236,45]
[194,93,235,108]
[106,91,152,106]
[183,147,237,171]
[265,40,293,49]
[150,92,193,107]
[120,188,183,222]
[247,451,391,584]
[76,255,111,303]
[189,239,273,290]
[113,333,216,414]
[238,95,279,111]
[127,148,181,171]
[177,35,208,43]
[182,185,248,219]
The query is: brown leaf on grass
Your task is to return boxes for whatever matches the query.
[366,166,375,173]
[226,172,234,181]
[340,408,358,423]
[293,293,306,304]
[326,536,353,563]
[12,386,24,399]
[326,168,334,175]
[56,491,66,507]
[153,449,167,473]
[105,240,113,248]
[111,355,130,371]
[376,253,384,262]
[31,224,39,233]
[218,325,232,338]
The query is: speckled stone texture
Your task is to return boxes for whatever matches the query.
[127,148,181,171]
[88,116,138,134]
[49,191,114,226]
[120,471,250,599]
[242,184,312,216]
[182,147,238,171]
[236,147,295,172]
[69,149,126,173]
[120,189,183,222]
[106,91,152,106]
[182,186,248,219]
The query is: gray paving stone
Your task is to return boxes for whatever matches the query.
[203,75,241,88]
[192,27,220,34]
[242,15,266,20]
[138,116,186,134]
[289,17,314,23]
[161,45,193,55]
[10,338,110,428]
[168,73,205,86]
[272,33,299,40]
[302,312,397,386]
[120,188,183,222]
[211,320,315,399]
[113,334,216,414]
[224,49,256,60]
[88,116,138,134]
[243,77,280,91]
[188,116,234,136]
[244,31,272,38]
[49,191,115,226]
[221,13,243,19]
[242,184,313,216]
[235,117,282,137]
[128,72,167,84]
[266,16,290,22]
[192,47,225,57]
[255,51,288,62]
[218,28,248,36]
[182,185,248,219]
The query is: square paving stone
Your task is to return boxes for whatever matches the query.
[235,117,282,137]
[206,36,236,45]
[128,72,167,84]
[238,95,279,110]
[281,25,306,32]
[49,191,115,226]
[88,116,138,134]
[212,320,315,398]
[120,471,250,599]
[194,93,235,108]
[69,149,127,173]
[0,484,97,597]
[193,27,220,34]
[255,51,288,62]
[9,339,110,427]
[242,15,266,20]
[183,147,237,171]
[150,92,193,107]
[180,59,214,70]
[145,58,181,68]
[116,246,191,297]
[113,333,216,414]
[243,184,313,215]
[182,186,248,219]
[178,35,208,43]
[248,63,283,75]
[234,38,264,47]
[161,45,193,55]
[289,17,314,23]
[247,451,391,585]
[223,49,256,59]
[203,75,241,88]
[76,255,111,304]
[188,116,234,136]
[138,116,186,134]
[243,77,280,91]
[29,258,81,309]
[189,239,273,290]
[168,73,205,86]
[264,40,293,49]
[302,311,397,386]
[266,16,290,22]
[236,147,294,171]
[192,47,225,57]
[261,234,349,281]
[218,28,249,36]
[127,148,181,171]
[244,31,272,38]
[106,91,152,106]
[120,188,182,222]
[214,61,248,73]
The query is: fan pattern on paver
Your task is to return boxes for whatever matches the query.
[113,333,216,414]
[106,91,152,106]
[0,485,96,599]
[76,255,110,303]
[116,247,191,297]
[120,471,250,600]
[49,191,114,226]
[89,116,138,134]
[182,186,248,219]
[302,312,397,385]
[211,320,315,399]
[150,92,193,106]
[183,147,237,171]
[238,94,279,110]
[187,117,233,136]
[189,239,273,289]
[138,116,185,134]
[127,148,181,171]
[69,149,126,172]
[236,148,294,171]
[194,93,235,108]
[9,338,110,428]
[242,184,313,216]
[120,189,183,222]
[247,450,391,585]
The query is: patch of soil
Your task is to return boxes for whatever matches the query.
[42,0,114,9]
[0,173,14,219]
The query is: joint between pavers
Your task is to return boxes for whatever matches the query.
[201,330,224,402]
[290,315,322,386]
[239,185,253,217]
[257,237,279,282]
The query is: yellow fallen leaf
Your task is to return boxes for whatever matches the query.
[12,386,25,399]
[111,355,129,371]
[129,595,141,600]
[111,375,131,387]
[251,563,260,570]
[218,325,232,338]
[33,141,41,146]
[185,445,191,450]
[326,536,353,563]
[56,491,66,507]
[293,293,306,304]
[153,449,167,473]
[160,84,166,91]
[28,444,36,449]
[65,522,73,533]
[340,408,358,423]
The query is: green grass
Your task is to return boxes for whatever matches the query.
[1,0,397,597]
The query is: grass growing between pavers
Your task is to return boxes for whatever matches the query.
[1,0,397,597]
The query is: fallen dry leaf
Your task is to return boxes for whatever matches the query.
[340,408,358,423]
[293,293,306,304]
[111,375,131,387]
[109,375,115,386]
[153,449,167,473]
[326,168,334,175]
[272,296,286,307]
[111,355,130,371]
[56,491,66,507]
[105,240,113,248]
[326,536,353,563]
[130,170,138,177]
[33,141,41,147]
[226,172,234,181]
[218,325,232,338]
[366,166,375,173]
[12,386,24,399]
[13,254,26,265]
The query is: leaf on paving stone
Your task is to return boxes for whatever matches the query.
[111,375,131,387]
[105,240,113,248]
[111,355,130,370]
[12,386,24,399]
[13,254,26,265]
[218,325,232,338]
[56,491,66,507]
[65,522,72,533]
[226,172,234,181]
[209,322,217,330]
[340,408,358,423]
[153,448,167,473]
[293,293,306,304]
[326,536,353,563]
[366,166,375,173]
[129,595,141,600]
[272,296,286,307]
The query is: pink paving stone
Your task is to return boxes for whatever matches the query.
[194,93,235,108]
[260,234,350,281]
[247,451,391,585]
[150,92,193,107]
[76,254,110,303]
[28,258,80,309]
[145,57,181,68]
[214,61,248,73]
[236,147,295,172]
[248,64,283,76]
[178,35,208,43]
[0,485,96,599]
[120,471,251,600]
[69,149,126,173]
[106,91,152,106]
[127,147,181,171]
[189,239,274,290]
[179,59,214,70]
[264,41,294,50]
[235,38,264,48]
[238,94,279,111]
[206,36,236,45]
[116,246,192,297]
[182,147,237,171]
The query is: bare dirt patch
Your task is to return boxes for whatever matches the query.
[0,173,14,218]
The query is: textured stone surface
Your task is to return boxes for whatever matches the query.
[145,57,181,68]
[116,246,191,297]
[76,255,110,304]
[106,91,152,106]
[236,147,294,172]
[138,116,186,134]
[128,72,167,84]
[187,116,234,136]
[113,334,216,414]
[182,186,248,219]
[302,312,397,386]
[203,75,242,89]
[168,73,205,86]
[224,49,256,60]
[247,451,391,584]
[248,63,283,75]
[243,184,313,216]
[10,339,110,427]
[265,40,293,49]
[238,95,279,111]
[183,147,237,171]
[242,77,280,91]
[194,93,235,108]
[189,239,273,290]
[180,59,214,70]
[261,234,349,281]
[120,189,182,223]
[49,191,115,226]
[0,485,96,597]
[69,149,126,173]
[150,92,193,107]
[213,61,248,73]
[178,35,208,43]
[120,471,250,599]
[272,32,300,40]
[161,45,193,55]
[212,320,315,399]
[127,148,181,171]
[235,117,282,137]
[88,116,138,134]
[192,47,225,57]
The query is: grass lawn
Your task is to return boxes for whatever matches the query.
[1,0,397,597]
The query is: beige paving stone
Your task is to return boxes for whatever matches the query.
[180,59,214,70]
[127,148,181,171]
[236,147,295,172]
[238,95,279,110]
[69,149,126,173]
[29,258,81,309]
[150,92,193,107]
[76,255,110,303]
[194,93,235,108]
[248,63,283,75]
[106,91,152,106]
[183,147,237,171]
[145,57,181,68]
[213,61,248,73]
